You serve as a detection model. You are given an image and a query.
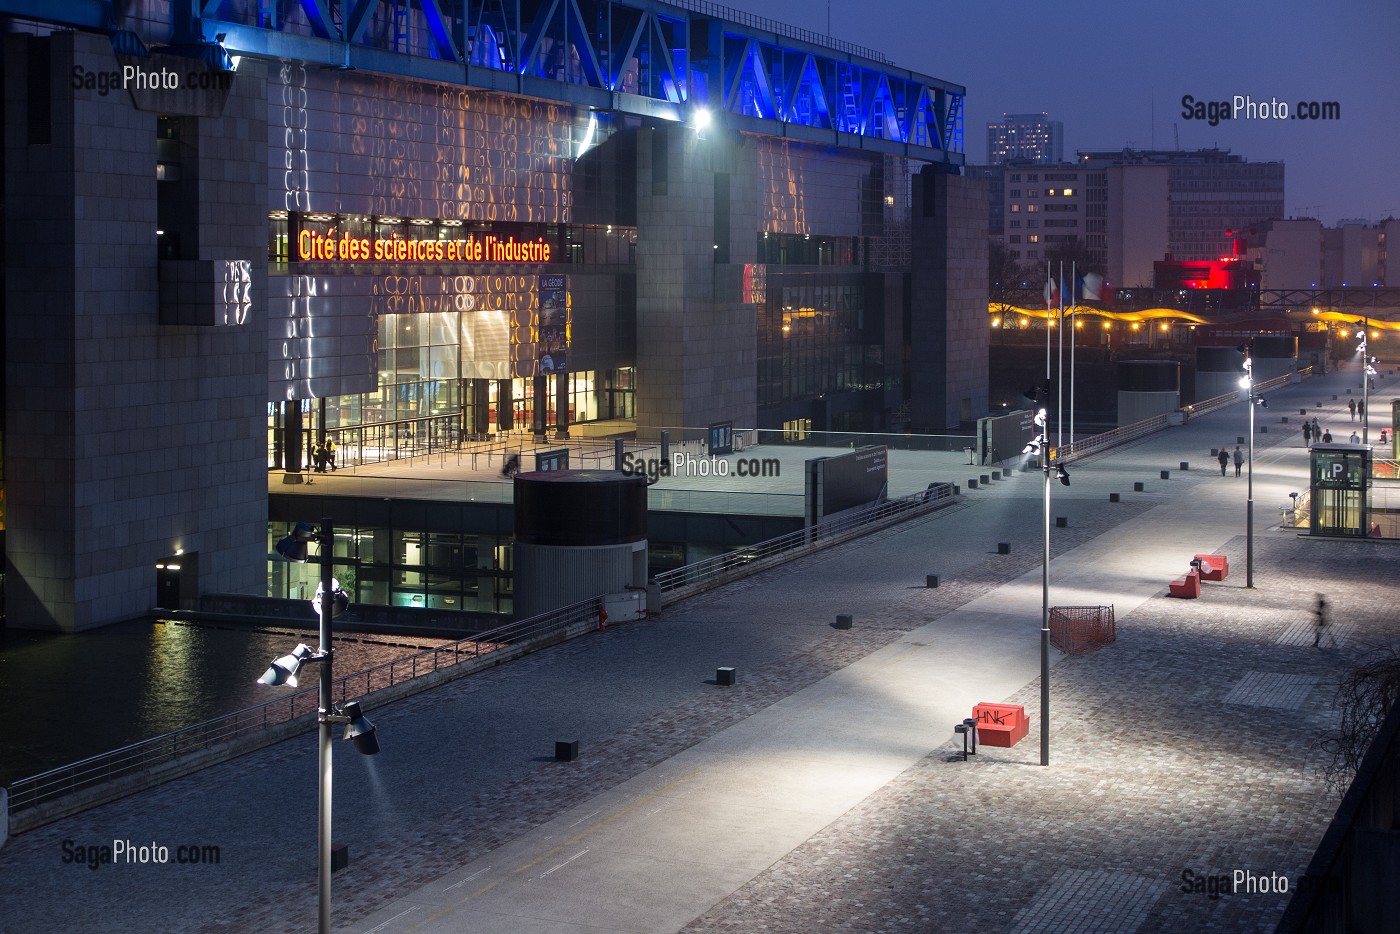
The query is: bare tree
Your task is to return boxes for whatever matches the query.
[989,239,1026,292]
[1321,643,1400,797]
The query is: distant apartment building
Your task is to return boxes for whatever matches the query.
[1246,218,1400,288]
[987,113,1064,165]
[1078,148,1284,287]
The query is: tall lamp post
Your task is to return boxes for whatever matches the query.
[264,518,379,934]
[1023,388,1068,767]
[1359,321,1377,445]
[1238,345,1266,588]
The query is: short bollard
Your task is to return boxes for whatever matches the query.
[954,723,970,761]
[1333,394,1338,400]
[331,843,350,872]
[1210,448,1219,457]
[1299,408,1307,415]
[926,575,940,588]
[1237,436,1245,444]
[968,478,979,489]
[963,718,979,755]
[1055,516,1067,528]
[835,614,853,629]
[1281,416,1289,423]
[991,469,1002,480]
[1160,470,1170,480]
[1180,461,1190,470]
[953,484,961,495]
[997,542,1011,555]
[1134,481,1145,492]
[980,474,990,485]
[716,667,737,686]
[1109,492,1121,503]
[555,740,580,762]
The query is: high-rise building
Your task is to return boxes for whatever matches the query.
[1077,149,1284,286]
[987,113,1064,165]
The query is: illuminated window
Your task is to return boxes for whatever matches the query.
[1027,235,1039,243]
[1010,204,1020,213]
[1062,188,1075,196]
[1026,204,1039,213]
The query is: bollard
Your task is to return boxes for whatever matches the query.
[980,474,990,485]
[1237,436,1245,444]
[1333,394,1338,400]
[835,614,853,630]
[953,484,961,495]
[991,470,1002,481]
[1260,425,1268,433]
[1210,448,1219,457]
[331,843,350,872]
[716,667,737,686]
[1134,482,1145,492]
[968,478,979,489]
[1300,408,1307,415]
[1056,516,1068,528]
[997,542,1011,554]
[1109,493,1121,503]
[1180,461,1190,470]
[555,740,580,762]
[1281,417,1289,423]
[1161,470,1170,480]
[926,575,939,588]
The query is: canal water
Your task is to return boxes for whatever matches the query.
[0,617,453,788]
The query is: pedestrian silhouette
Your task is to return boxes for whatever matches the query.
[1232,446,1244,477]
[1348,399,1356,420]
[1313,595,1328,648]
[1217,447,1229,476]
[1322,429,1333,444]
[1302,422,1312,447]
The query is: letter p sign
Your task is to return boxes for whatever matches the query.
[1331,462,1347,480]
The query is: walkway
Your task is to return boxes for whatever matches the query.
[0,363,1394,934]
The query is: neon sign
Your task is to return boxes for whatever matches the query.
[296,230,552,264]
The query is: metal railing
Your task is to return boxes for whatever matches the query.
[668,0,892,64]
[653,482,957,595]
[1060,367,1313,464]
[5,595,604,821]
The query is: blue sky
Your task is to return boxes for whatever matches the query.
[724,0,1400,225]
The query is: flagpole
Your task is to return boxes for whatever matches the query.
[1045,260,1052,381]
[1070,262,1076,452]
[1057,262,1064,451]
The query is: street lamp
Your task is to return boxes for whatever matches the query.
[1237,344,1264,588]
[1024,383,1062,767]
[262,517,378,934]
[1358,323,1377,445]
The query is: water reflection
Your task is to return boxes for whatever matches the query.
[0,618,451,787]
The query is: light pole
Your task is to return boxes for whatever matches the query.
[1238,345,1265,588]
[264,518,378,934]
[1023,390,1066,766]
[1359,321,1376,445]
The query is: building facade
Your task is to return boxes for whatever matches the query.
[1,3,986,630]
[987,113,1063,165]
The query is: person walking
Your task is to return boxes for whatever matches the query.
[1348,398,1356,420]
[1322,429,1333,444]
[326,438,337,471]
[1359,400,1366,420]
[1312,416,1320,437]
[1350,430,1361,444]
[1313,595,1328,648]
[1217,447,1230,476]
[1302,422,1313,447]
[1232,445,1244,477]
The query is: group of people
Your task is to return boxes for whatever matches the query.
[1217,445,1245,477]
[1301,418,1334,448]
[1347,398,1366,421]
[311,438,338,472]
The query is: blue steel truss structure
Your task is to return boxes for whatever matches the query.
[1,0,963,162]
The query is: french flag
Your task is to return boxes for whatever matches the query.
[1044,278,1059,310]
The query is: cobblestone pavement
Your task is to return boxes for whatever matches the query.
[682,534,1400,934]
[1,364,1395,934]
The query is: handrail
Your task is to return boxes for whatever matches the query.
[653,482,956,595]
[5,594,604,817]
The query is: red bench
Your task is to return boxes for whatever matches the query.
[972,702,1029,748]
[1192,554,1228,581]
[1168,569,1201,598]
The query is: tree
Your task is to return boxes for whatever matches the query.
[1042,237,1101,278]
[989,239,1027,292]
[1321,642,1400,797]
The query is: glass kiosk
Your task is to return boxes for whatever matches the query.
[1309,444,1371,537]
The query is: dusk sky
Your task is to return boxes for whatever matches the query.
[725,0,1400,226]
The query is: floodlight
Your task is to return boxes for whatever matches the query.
[312,579,349,619]
[1255,396,1268,408]
[258,643,313,687]
[1033,408,1047,428]
[341,701,380,755]
[1238,375,1251,388]
[1023,433,1045,456]
[1056,465,1070,487]
[275,520,318,562]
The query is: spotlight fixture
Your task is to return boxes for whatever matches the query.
[1023,433,1046,456]
[1056,465,1070,486]
[258,643,314,687]
[313,579,350,619]
[275,521,318,562]
[340,701,380,755]
[1033,408,1048,428]
[693,107,712,130]
[1255,396,1268,408]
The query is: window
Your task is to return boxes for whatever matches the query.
[1010,174,1022,182]
[1027,235,1040,243]
[1010,189,1022,197]
[1010,220,1021,228]
[1028,190,1040,198]
[1026,204,1039,213]
[1010,204,1021,213]
[1010,235,1021,244]
[1027,173,1039,182]
[1062,188,1075,196]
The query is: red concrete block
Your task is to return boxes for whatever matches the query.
[972,703,1029,747]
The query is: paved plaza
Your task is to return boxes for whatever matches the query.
[1,364,1397,933]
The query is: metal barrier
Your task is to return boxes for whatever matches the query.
[653,483,958,597]
[1061,367,1312,464]
[4,596,604,822]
